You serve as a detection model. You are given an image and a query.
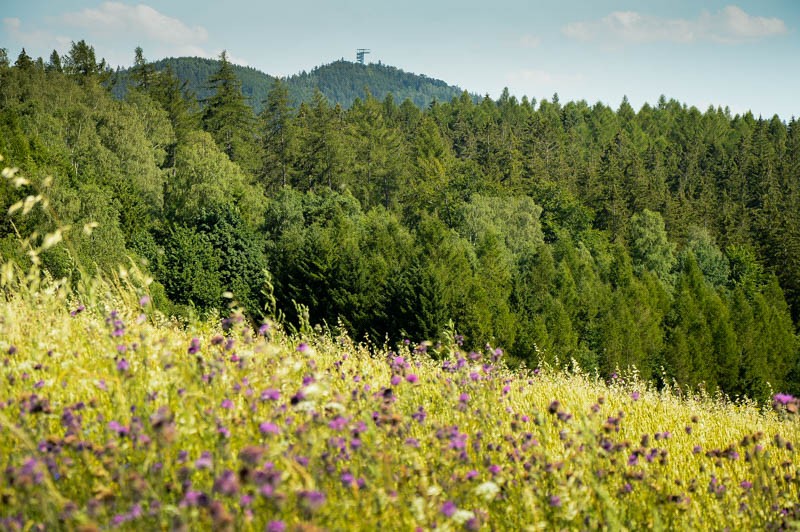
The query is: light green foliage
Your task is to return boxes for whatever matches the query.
[681,226,730,288]
[630,209,677,285]
[457,194,544,255]
[166,130,263,226]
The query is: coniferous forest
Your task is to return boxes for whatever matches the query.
[2,42,800,401]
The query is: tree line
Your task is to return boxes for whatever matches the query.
[1,42,799,399]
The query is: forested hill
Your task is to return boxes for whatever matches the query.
[284,60,474,109]
[112,57,471,112]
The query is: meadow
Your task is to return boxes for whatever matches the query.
[1,261,799,531]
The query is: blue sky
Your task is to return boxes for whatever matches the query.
[2,1,798,119]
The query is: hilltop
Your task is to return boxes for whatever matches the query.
[112,57,474,112]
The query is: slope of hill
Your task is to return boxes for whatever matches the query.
[287,59,473,109]
[1,255,799,530]
[112,57,473,112]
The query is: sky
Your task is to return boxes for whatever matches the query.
[2,1,798,119]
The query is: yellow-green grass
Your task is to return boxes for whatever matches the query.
[0,273,798,531]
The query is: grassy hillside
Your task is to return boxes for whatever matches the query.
[1,257,799,530]
[112,57,473,113]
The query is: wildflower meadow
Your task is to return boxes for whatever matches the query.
[1,259,799,531]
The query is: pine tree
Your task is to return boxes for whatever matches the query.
[131,46,157,90]
[260,78,297,190]
[201,51,259,174]
[47,50,62,73]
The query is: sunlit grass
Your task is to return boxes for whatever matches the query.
[1,268,799,531]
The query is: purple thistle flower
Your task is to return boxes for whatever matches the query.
[70,304,85,317]
[188,337,201,355]
[195,451,213,470]
[774,393,795,405]
[459,393,470,403]
[213,469,240,496]
[390,375,402,386]
[296,342,309,353]
[406,374,419,384]
[258,323,271,335]
[180,490,207,507]
[341,471,355,487]
[266,521,286,532]
[299,490,326,512]
[405,437,420,448]
[740,480,753,490]
[221,399,234,409]
[116,358,129,372]
[549,495,562,507]
[259,422,280,435]
[139,295,150,306]
[108,420,129,436]
[488,464,501,475]
[466,469,479,480]
[441,500,457,518]
[261,388,281,401]
[631,391,640,401]
[328,416,348,431]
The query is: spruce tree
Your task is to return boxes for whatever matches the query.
[201,51,259,174]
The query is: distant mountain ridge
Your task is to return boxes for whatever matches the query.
[113,57,475,112]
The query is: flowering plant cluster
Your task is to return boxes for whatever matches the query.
[0,285,799,530]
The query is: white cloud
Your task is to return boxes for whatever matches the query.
[60,2,208,46]
[562,5,787,46]
[519,34,541,48]
[3,17,71,52]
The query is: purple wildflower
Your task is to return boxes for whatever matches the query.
[259,422,280,435]
[266,521,286,532]
[261,388,281,401]
[549,495,562,507]
[180,490,207,507]
[116,358,129,372]
[441,500,457,518]
[341,471,355,487]
[299,490,326,512]
[631,391,640,401]
[195,451,213,470]
[188,337,201,355]
[406,374,419,384]
[774,393,795,405]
